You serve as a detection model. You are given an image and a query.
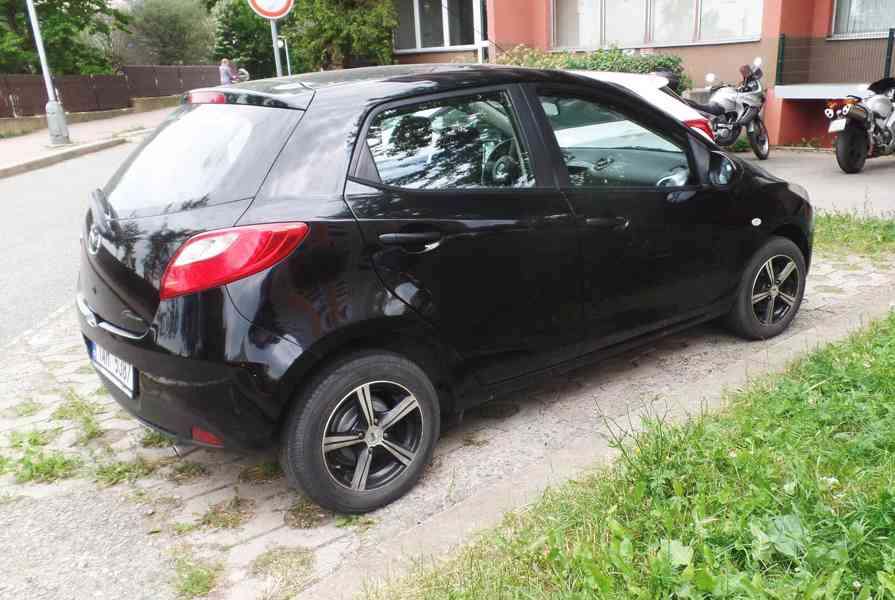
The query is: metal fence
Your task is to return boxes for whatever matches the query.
[0,65,219,118]
[777,30,895,85]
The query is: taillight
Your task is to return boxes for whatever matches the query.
[160,223,309,300]
[191,426,223,447]
[186,91,227,105]
[685,118,715,141]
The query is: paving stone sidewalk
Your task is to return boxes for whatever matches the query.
[0,252,893,600]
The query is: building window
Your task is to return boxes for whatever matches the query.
[394,0,479,52]
[834,0,895,36]
[552,0,762,49]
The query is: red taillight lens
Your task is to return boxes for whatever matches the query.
[685,118,715,141]
[160,223,309,300]
[191,426,223,447]
[187,91,227,105]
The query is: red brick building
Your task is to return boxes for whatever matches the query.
[393,0,895,146]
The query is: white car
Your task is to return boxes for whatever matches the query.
[569,70,716,142]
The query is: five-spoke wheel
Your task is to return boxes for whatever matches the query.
[750,255,800,326]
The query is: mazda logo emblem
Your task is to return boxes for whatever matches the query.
[87,225,102,255]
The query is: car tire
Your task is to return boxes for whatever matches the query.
[835,125,868,174]
[281,351,440,514]
[726,236,806,341]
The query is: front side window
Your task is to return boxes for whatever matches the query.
[538,94,692,188]
[834,0,895,35]
[366,91,534,190]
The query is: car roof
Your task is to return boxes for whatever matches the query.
[213,64,608,109]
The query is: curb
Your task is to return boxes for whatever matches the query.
[0,137,129,180]
[299,284,895,600]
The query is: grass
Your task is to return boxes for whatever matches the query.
[238,461,284,484]
[173,555,221,600]
[52,389,104,444]
[815,212,895,257]
[166,461,209,483]
[140,428,173,449]
[95,456,157,486]
[12,450,80,483]
[198,495,256,530]
[730,136,751,153]
[371,312,895,600]
[335,514,377,532]
[9,427,61,449]
[284,496,330,529]
[11,399,42,417]
[250,546,315,600]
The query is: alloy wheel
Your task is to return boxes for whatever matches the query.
[321,381,423,491]
[751,254,800,326]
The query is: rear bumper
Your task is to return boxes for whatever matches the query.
[77,288,306,450]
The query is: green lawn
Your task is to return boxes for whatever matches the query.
[374,312,895,599]
[815,213,895,257]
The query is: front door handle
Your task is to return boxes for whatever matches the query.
[585,216,630,230]
[379,232,443,247]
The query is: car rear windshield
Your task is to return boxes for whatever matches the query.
[104,103,303,219]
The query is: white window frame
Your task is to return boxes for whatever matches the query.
[394,0,484,56]
[550,0,761,51]
[830,0,895,39]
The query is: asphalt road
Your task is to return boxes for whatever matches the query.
[0,143,135,346]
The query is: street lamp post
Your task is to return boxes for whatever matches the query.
[269,19,284,77]
[24,0,69,145]
[277,38,292,76]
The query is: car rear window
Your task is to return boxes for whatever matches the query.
[104,104,303,219]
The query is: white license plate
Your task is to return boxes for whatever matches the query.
[92,343,134,397]
[829,119,846,133]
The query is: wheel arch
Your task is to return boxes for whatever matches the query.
[772,223,811,271]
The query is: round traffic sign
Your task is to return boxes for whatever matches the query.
[247,0,295,19]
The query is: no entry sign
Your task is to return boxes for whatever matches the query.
[248,0,295,19]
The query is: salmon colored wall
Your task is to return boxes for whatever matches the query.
[487,0,550,51]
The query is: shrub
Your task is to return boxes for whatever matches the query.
[496,45,693,91]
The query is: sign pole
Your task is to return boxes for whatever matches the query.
[270,19,283,77]
[24,0,69,145]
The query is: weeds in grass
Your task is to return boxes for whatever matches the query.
[12,399,42,417]
[368,313,895,599]
[140,428,173,448]
[198,495,255,529]
[173,555,221,599]
[167,461,209,483]
[251,546,315,600]
[815,212,895,257]
[284,497,329,529]
[9,428,61,449]
[13,450,79,483]
[238,461,283,484]
[52,390,104,444]
[335,514,376,532]
[95,456,156,486]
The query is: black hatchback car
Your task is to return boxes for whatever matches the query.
[78,65,812,513]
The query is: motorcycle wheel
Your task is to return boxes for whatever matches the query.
[835,125,868,174]
[748,119,770,160]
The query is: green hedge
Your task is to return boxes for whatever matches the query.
[495,45,693,91]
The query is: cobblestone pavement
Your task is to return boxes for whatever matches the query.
[0,253,893,600]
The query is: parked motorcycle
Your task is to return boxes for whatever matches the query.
[686,57,770,160]
[824,77,895,174]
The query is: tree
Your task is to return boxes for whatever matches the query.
[128,0,214,65]
[289,0,397,70]
[0,0,128,74]
[213,0,288,78]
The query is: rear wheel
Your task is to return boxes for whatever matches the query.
[281,351,440,514]
[835,124,868,173]
[726,237,805,340]
[748,118,770,160]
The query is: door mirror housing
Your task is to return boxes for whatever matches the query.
[708,151,738,187]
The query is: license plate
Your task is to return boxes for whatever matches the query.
[91,343,134,397]
[829,119,846,133]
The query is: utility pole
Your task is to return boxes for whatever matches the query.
[25,0,69,145]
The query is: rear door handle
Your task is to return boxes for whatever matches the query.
[585,217,630,230]
[378,232,443,246]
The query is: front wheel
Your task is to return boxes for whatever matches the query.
[835,124,868,173]
[281,351,440,514]
[726,237,806,340]
[748,118,770,160]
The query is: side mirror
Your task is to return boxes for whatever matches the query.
[709,151,737,187]
[705,73,717,84]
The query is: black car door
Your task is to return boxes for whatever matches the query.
[526,82,740,345]
[344,85,583,385]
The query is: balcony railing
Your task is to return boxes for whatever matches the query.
[776,30,895,85]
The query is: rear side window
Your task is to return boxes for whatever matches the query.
[104,104,302,219]
[365,90,534,190]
